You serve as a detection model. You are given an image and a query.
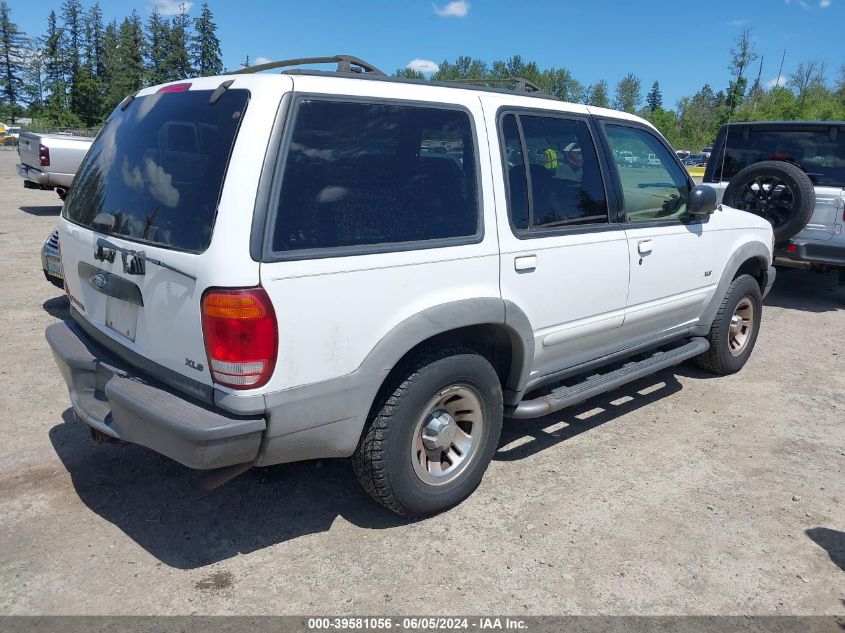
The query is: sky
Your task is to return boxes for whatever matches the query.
[6,0,845,108]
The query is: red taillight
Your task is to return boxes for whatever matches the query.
[39,144,50,166]
[201,288,277,389]
[157,83,192,93]
[787,243,798,253]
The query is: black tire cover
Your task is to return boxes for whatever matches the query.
[722,160,815,242]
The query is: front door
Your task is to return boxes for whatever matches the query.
[601,123,717,340]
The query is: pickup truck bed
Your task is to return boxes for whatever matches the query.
[17,131,93,199]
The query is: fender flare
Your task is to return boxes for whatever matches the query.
[691,241,771,336]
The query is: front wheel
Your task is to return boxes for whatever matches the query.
[352,346,503,517]
[694,274,763,375]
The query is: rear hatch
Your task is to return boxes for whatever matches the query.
[58,82,260,398]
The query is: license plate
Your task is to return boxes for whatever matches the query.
[46,256,63,278]
[105,297,138,342]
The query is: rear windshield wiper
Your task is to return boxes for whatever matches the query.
[95,237,197,281]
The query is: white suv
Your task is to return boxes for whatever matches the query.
[47,56,775,517]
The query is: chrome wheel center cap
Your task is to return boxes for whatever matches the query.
[421,410,456,451]
[730,314,743,334]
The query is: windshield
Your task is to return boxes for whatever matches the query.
[714,125,845,188]
[64,88,250,252]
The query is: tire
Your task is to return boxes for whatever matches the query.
[694,274,763,375]
[722,160,815,243]
[352,346,503,517]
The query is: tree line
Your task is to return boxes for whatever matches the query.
[0,0,222,128]
[396,30,845,151]
[1,5,843,148]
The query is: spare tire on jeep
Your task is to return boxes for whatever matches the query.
[722,160,815,243]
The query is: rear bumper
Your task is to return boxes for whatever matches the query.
[775,239,845,269]
[16,163,73,188]
[46,320,266,470]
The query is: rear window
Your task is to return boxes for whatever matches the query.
[714,125,845,187]
[64,89,250,252]
[270,99,480,255]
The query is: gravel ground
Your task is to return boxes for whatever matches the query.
[0,149,842,615]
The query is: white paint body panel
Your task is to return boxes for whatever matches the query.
[59,75,292,389]
[58,71,775,407]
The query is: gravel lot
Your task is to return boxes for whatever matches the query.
[0,149,843,615]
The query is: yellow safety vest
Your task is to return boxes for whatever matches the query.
[543,148,558,170]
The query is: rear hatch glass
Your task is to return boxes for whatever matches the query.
[714,125,845,188]
[65,88,250,252]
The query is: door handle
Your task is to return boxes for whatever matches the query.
[637,240,653,256]
[514,255,537,272]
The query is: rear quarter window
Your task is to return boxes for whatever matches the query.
[269,98,481,257]
[64,89,250,253]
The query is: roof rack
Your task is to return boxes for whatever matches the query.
[231,55,386,76]
[448,77,544,94]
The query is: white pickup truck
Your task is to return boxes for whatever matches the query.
[17,131,93,200]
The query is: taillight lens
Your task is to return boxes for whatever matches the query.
[201,288,277,389]
[39,144,50,166]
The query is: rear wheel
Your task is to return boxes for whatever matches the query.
[694,274,763,375]
[722,160,815,243]
[352,346,503,517]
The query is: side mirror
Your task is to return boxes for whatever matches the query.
[688,185,717,217]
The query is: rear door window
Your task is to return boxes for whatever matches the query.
[64,89,250,253]
[500,111,608,233]
[269,98,480,256]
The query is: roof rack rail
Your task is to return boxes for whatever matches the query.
[448,77,545,94]
[231,55,386,76]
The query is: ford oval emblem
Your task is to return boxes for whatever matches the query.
[91,272,107,289]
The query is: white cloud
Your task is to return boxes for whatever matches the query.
[406,59,440,74]
[728,18,748,26]
[153,0,192,16]
[433,0,470,17]
[784,0,810,9]
[820,0,832,7]
[254,57,272,66]
[766,75,787,89]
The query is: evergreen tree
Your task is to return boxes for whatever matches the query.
[394,68,424,79]
[43,10,71,122]
[613,73,641,113]
[431,56,487,81]
[192,3,221,76]
[70,63,102,125]
[587,80,610,108]
[61,0,83,76]
[646,80,663,112]
[146,8,170,85]
[166,3,193,80]
[22,46,45,111]
[84,3,105,77]
[105,12,145,112]
[0,1,26,121]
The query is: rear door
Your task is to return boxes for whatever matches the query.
[59,77,284,392]
[485,101,630,381]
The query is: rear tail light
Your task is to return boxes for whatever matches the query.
[39,144,50,166]
[201,288,277,389]
[157,83,192,93]
[786,243,798,253]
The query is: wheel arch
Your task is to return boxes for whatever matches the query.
[691,241,771,337]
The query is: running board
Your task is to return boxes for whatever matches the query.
[509,337,710,419]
